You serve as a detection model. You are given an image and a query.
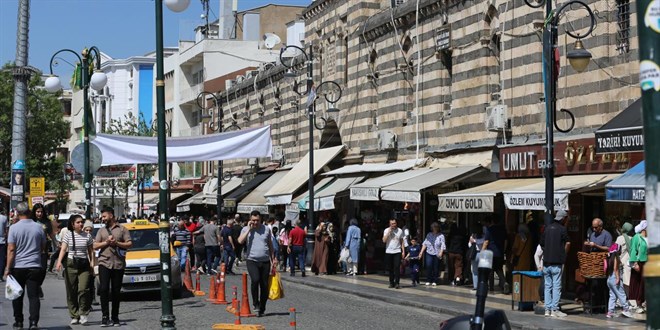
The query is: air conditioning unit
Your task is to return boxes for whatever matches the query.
[377,130,397,151]
[485,104,508,132]
[225,79,235,90]
[236,75,245,83]
[271,146,283,161]
[248,158,258,165]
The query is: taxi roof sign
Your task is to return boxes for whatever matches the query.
[133,220,150,226]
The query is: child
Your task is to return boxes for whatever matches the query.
[606,243,633,318]
[405,237,422,287]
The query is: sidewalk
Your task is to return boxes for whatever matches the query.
[279,271,646,330]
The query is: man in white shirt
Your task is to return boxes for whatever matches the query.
[382,219,405,289]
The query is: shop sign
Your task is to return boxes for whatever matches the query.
[266,194,292,205]
[503,193,568,211]
[237,204,269,214]
[224,199,237,208]
[350,187,380,201]
[318,196,335,211]
[595,129,644,154]
[380,190,422,203]
[437,196,493,213]
[499,138,634,178]
[606,187,646,202]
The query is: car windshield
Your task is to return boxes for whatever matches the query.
[129,229,160,251]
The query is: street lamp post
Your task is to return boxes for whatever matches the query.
[45,47,108,221]
[523,0,595,226]
[279,45,343,231]
[154,0,190,329]
[198,91,241,218]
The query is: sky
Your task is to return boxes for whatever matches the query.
[0,0,310,77]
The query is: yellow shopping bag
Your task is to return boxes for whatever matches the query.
[268,271,284,300]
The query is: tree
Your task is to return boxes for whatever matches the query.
[0,63,71,199]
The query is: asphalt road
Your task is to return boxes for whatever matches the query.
[1,267,450,330]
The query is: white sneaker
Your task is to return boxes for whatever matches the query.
[71,318,79,325]
[432,282,437,286]
[544,310,551,317]
[425,282,431,286]
[80,315,88,325]
[551,310,567,317]
[622,310,634,318]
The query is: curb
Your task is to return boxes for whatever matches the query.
[279,275,596,330]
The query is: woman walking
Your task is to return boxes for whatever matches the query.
[629,220,648,313]
[468,225,485,289]
[311,222,330,275]
[345,219,361,276]
[327,223,339,275]
[614,222,634,294]
[419,222,446,286]
[55,214,95,325]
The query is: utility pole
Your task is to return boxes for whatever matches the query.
[10,0,31,211]
[635,0,660,327]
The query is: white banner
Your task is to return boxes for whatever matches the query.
[437,196,494,213]
[350,187,380,201]
[318,196,335,210]
[503,193,569,211]
[380,190,421,203]
[91,126,272,165]
[237,204,269,214]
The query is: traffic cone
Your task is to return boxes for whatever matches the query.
[212,263,228,304]
[184,259,194,291]
[206,275,217,302]
[234,301,242,325]
[239,273,255,317]
[194,271,205,296]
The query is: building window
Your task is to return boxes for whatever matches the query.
[616,0,630,54]
[178,162,202,178]
[192,69,204,85]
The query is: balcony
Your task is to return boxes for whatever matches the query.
[179,84,204,105]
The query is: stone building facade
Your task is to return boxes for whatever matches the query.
[217,0,640,173]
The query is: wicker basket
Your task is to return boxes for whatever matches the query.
[577,252,608,277]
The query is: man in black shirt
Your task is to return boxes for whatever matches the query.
[540,209,571,318]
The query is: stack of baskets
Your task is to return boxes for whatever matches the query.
[577,251,608,277]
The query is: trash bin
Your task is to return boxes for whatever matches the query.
[511,271,542,311]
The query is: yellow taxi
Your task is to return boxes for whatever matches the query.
[121,220,182,297]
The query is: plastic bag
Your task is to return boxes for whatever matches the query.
[5,275,23,300]
[339,247,352,264]
[268,271,284,300]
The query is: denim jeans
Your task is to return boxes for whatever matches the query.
[607,272,629,312]
[424,252,440,284]
[543,265,562,311]
[222,247,236,273]
[289,245,305,275]
[175,246,188,271]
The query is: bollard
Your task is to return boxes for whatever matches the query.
[184,258,194,291]
[193,271,205,296]
[289,307,297,329]
[239,273,255,317]
[213,263,228,304]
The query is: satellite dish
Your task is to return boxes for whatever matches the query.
[263,33,282,50]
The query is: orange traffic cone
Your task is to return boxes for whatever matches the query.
[184,259,194,291]
[194,271,205,296]
[212,263,228,304]
[206,275,217,302]
[239,273,255,317]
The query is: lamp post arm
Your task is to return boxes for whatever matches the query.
[88,46,104,69]
[48,49,82,74]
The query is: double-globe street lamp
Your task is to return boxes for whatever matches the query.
[279,45,342,231]
[197,91,241,219]
[523,0,595,226]
[155,0,190,328]
[45,47,108,221]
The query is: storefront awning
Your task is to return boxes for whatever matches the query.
[0,186,10,197]
[323,159,420,176]
[315,176,365,210]
[428,151,493,168]
[438,178,544,213]
[595,99,643,154]
[503,174,618,211]
[264,145,344,205]
[292,177,335,210]
[205,177,244,206]
[133,192,189,205]
[350,169,433,201]
[238,169,290,214]
[381,166,484,203]
[224,172,275,208]
[606,161,645,202]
